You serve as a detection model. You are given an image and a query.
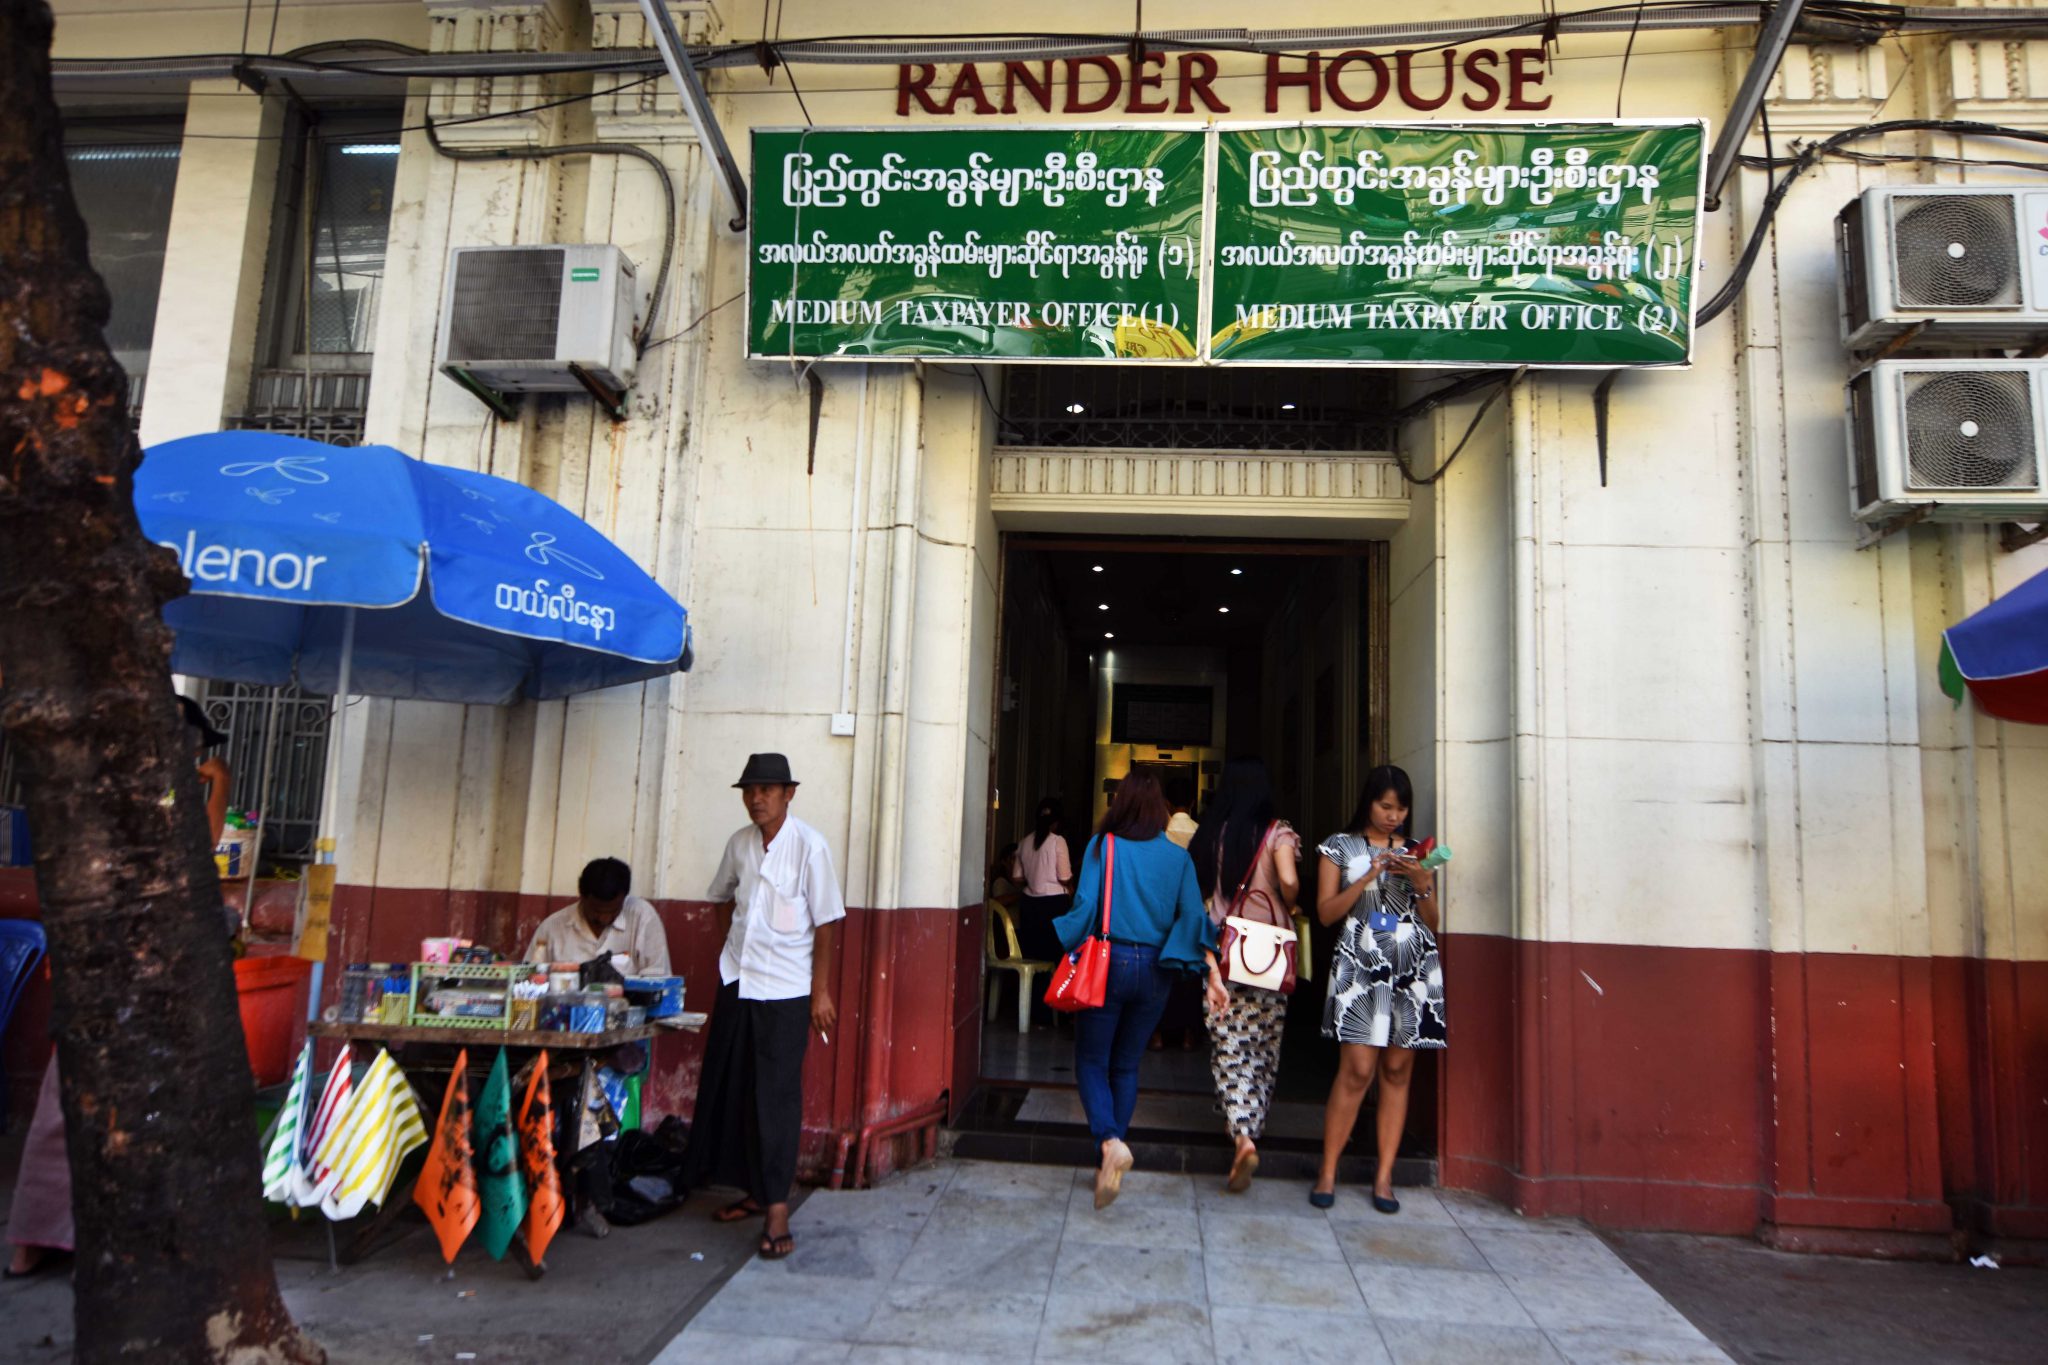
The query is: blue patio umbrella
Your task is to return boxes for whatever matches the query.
[136,431,695,1003]
[137,431,693,705]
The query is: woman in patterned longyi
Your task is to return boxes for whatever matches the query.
[1188,758,1300,1196]
[1310,765,1444,1215]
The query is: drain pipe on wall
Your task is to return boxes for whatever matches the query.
[854,369,927,1170]
[834,366,870,736]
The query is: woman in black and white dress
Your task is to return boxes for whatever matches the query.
[1310,765,1444,1214]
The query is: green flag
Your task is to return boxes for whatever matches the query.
[474,1047,528,1260]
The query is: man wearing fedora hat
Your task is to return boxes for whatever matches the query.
[683,752,845,1260]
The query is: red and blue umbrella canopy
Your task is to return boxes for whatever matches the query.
[1940,565,2048,724]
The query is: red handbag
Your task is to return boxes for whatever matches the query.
[1044,834,1115,1013]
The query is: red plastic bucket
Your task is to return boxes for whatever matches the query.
[234,954,313,1086]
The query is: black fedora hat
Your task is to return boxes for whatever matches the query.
[733,752,798,787]
[179,695,229,749]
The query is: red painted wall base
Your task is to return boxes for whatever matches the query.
[1440,932,2048,1253]
[8,864,2044,1252]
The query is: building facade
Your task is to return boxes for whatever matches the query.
[9,0,2046,1254]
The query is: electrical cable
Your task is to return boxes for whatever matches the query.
[1392,370,1525,486]
[421,115,677,358]
[1616,0,1648,117]
[1699,118,2048,326]
[639,290,746,353]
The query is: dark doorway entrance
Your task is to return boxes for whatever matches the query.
[966,533,1435,1183]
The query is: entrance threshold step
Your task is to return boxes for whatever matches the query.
[949,1085,1437,1188]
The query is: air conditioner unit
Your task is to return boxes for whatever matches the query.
[1838,186,2048,350]
[1846,358,2048,522]
[437,245,638,408]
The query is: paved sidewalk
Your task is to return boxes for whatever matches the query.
[656,1158,1731,1364]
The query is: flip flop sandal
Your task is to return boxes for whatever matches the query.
[758,1231,795,1260]
[1226,1146,1260,1194]
[713,1199,761,1223]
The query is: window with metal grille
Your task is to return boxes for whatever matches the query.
[297,137,400,354]
[1000,366,1397,451]
[62,133,182,410]
[195,683,334,863]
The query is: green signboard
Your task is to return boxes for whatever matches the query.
[746,123,1703,367]
[1209,123,1704,367]
[749,128,1208,361]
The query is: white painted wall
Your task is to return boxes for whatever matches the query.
[55,1,2048,959]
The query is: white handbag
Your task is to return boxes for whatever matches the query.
[1221,914,1298,993]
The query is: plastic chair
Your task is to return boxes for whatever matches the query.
[0,919,49,1132]
[983,900,1054,1034]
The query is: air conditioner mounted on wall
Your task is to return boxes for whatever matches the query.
[1838,186,2048,351]
[1846,358,2048,522]
[436,244,638,418]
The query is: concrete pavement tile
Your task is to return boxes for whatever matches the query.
[1546,1327,1732,1364]
[1335,1221,1492,1272]
[944,1159,1077,1201]
[1192,1172,1334,1218]
[744,1225,919,1280]
[1062,1195,1203,1248]
[687,1268,886,1342]
[653,1329,852,1364]
[1205,1251,1370,1313]
[1069,1165,1200,1208]
[1353,1266,1539,1328]
[856,1283,1049,1354]
[1503,1273,1704,1334]
[1470,1229,1636,1280]
[1037,1289,1216,1364]
[1210,1306,1390,1365]
[921,1185,1072,1239]
[1055,1240,1208,1301]
[794,1179,950,1235]
[1377,1319,1566,1364]
[1324,1188,1461,1227]
[1437,1191,1589,1236]
[1196,1208,1346,1260]
[893,1226,1063,1290]
[845,1347,1021,1365]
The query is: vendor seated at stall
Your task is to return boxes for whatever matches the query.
[525,856,671,974]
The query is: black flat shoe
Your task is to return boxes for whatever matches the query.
[1372,1191,1401,1215]
[1308,1188,1335,1210]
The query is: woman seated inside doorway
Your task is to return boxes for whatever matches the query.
[1009,796,1074,965]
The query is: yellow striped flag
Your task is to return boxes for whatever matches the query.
[315,1049,427,1221]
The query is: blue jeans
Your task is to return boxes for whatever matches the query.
[1071,943,1175,1143]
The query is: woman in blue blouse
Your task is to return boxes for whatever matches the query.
[1052,770,1216,1210]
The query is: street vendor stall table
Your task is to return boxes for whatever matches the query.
[309,1019,690,1274]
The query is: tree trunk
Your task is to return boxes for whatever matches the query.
[0,3,322,1360]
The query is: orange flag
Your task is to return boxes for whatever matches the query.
[515,1052,564,1265]
[413,1049,479,1264]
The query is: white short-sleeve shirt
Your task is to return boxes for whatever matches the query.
[707,814,847,1001]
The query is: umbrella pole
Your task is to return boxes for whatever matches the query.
[240,687,282,931]
[302,607,357,1021]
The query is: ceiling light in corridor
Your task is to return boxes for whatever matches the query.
[1092,564,1103,572]
[1066,403,1086,414]
[1099,603,1109,610]
[1218,606,1230,614]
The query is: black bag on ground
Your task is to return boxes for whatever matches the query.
[580,1117,691,1226]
